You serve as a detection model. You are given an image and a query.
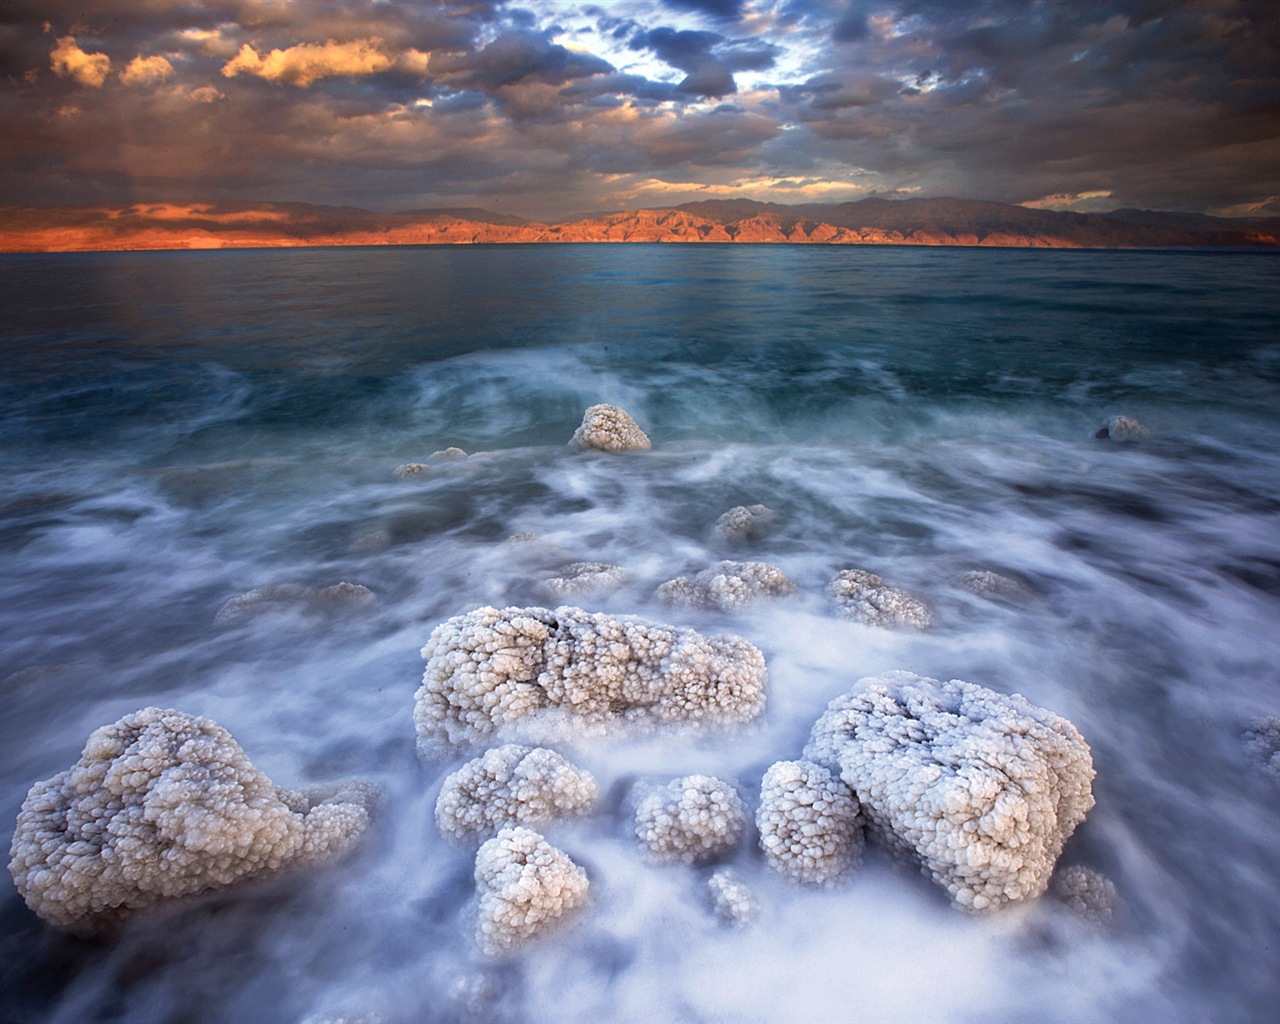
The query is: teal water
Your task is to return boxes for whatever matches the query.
[2,245,1279,1022]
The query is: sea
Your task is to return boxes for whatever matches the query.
[1,243,1278,1023]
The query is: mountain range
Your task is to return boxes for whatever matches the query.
[3,197,1277,252]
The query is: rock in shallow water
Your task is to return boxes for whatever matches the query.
[569,404,652,452]
[474,826,589,955]
[633,774,747,865]
[435,744,598,842]
[657,560,797,612]
[414,605,767,750]
[8,707,377,932]
[827,569,933,629]
[805,671,1095,912]
[757,759,863,887]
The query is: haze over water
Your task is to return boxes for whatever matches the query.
[2,244,1279,1022]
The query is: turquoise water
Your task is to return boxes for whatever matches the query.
[2,245,1279,1022]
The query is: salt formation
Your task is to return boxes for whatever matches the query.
[959,570,1025,598]
[805,671,1094,912]
[714,504,775,544]
[633,775,747,865]
[415,605,766,749]
[1052,865,1118,924]
[1094,415,1151,441]
[396,448,473,477]
[1243,716,1280,776]
[435,744,598,842]
[656,561,797,612]
[827,569,933,629]
[706,867,759,927]
[8,707,376,931]
[538,562,628,600]
[474,826,589,955]
[214,581,374,626]
[757,760,863,886]
[569,404,652,452]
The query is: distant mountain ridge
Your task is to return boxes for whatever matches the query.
[2,197,1277,252]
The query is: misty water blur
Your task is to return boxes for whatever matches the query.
[2,244,1278,1022]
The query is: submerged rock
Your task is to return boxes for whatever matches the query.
[805,671,1095,912]
[1052,865,1118,924]
[214,582,374,626]
[657,560,797,612]
[415,605,767,750]
[8,707,377,932]
[827,569,933,629]
[538,562,628,600]
[714,504,776,544]
[1094,415,1151,442]
[959,570,1026,599]
[633,775,747,865]
[706,867,759,927]
[474,826,589,955]
[570,404,652,452]
[1243,716,1280,776]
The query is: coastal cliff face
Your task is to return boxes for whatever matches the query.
[2,197,1277,252]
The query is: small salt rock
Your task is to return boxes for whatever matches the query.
[1052,865,1118,924]
[1094,415,1150,442]
[827,569,933,629]
[539,562,629,600]
[429,447,468,461]
[1243,716,1280,776]
[570,404,652,452]
[714,505,775,544]
[706,868,759,927]
[394,463,430,478]
[959,570,1025,598]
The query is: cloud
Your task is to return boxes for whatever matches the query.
[222,38,396,87]
[1021,191,1116,213]
[661,0,746,21]
[631,25,779,98]
[49,36,110,87]
[188,85,226,103]
[120,54,175,86]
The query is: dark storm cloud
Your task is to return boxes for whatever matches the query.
[630,25,778,97]
[661,0,747,21]
[0,0,1276,218]
[769,0,1280,212]
[429,28,612,94]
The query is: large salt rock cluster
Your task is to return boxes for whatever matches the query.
[474,826,589,954]
[435,744,598,842]
[827,569,933,629]
[570,404,652,452]
[657,561,797,612]
[757,760,863,886]
[633,775,747,865]
[8,707,376,931]
[415,605,766,749]
[805,672,1094,912]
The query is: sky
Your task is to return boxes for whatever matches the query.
[2,0,1277,220]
